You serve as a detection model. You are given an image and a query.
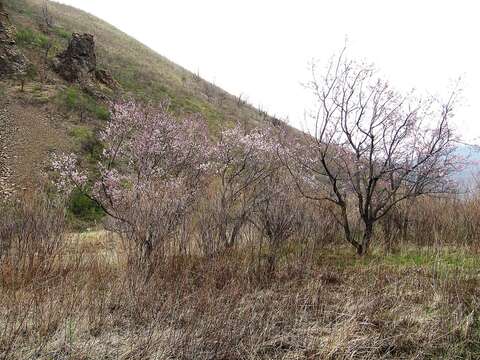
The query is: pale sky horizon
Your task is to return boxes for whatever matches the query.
[54,0,480,144]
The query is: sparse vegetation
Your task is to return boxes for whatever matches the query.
[58,86,109,121]
[15,27,49,49]
[1,0,479,358]
[4,0,273,128]
[1,194,480,359]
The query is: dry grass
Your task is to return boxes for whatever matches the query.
[1,199,480,359]
[1,252,479,359]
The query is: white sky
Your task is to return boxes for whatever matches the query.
[54,0,479,143]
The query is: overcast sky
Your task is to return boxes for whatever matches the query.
[54,0,479,143]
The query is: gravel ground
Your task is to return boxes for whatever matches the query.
[0,103,18,200]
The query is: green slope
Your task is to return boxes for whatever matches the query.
[4,0,272,130]
[0,0,280,200]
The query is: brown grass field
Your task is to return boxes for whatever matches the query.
[1,197,480,359]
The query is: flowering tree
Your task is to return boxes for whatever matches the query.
[210,124,281,248]
[249,169,305,274]
[286,51,460,255]
[52,101,211,262]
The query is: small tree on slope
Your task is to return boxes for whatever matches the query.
[52,101,211,268]
[209,124,282,248]
[285,50,461,256]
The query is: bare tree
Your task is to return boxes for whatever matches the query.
[250,171,302,274]
[42,1,54,30]
[286,50,460,255]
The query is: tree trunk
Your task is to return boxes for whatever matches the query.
[218,220,227,247]
[227,220,242,247]
[357,223,373,256]
[356,243,367,256]
[141,236,153,261]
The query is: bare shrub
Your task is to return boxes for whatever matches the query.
[250,172,304,275]
[210,124,281,248]
[0,196,66,286]
[1,192,479,358]
[195,196,222,257]
[403,194,480,248]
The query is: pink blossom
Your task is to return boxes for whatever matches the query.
[50,153,87,193]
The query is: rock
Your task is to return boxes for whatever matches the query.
[0,2,28,78]
[53,32,119,90]
[95,68,119,89]
[52,33,96,82]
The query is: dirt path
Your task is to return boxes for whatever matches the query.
[0,103,16,199]
[0,86,69,199]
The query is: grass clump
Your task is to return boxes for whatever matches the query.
[15,27,50,48]
[54,27,71,40]
[69,125,103,162]
[59,86,110,121]
[68,188,104,225]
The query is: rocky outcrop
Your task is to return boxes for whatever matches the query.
[52,32,96,82]
[94,68,119,89]
[0,2,28,78]
[53,32,118,90]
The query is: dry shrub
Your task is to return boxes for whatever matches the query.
[1,190,480,358]
[0,234,479,359]
[378,195,480,249]
[0,196,66,286]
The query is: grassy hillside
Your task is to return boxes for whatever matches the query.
[5,0,271,129]
[0,0,275,199]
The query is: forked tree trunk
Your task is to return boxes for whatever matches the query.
[357,222,373,256]
[341,218,374,256]
[226,219,243,248]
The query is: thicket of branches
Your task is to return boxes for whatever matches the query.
[49,51,463,267]
[1,51,479,360]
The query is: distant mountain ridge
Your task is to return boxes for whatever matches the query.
[454,144,480,188]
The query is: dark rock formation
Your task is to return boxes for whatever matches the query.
[0,2,28,78]
[52,33,96,82]
[95,68,119,89]
[53,32,119,91]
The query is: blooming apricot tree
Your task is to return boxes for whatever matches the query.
[52,101,211,261]
[210,124,282,247]
[286,51,461,255]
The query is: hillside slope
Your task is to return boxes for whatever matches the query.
[0,0,274,197]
